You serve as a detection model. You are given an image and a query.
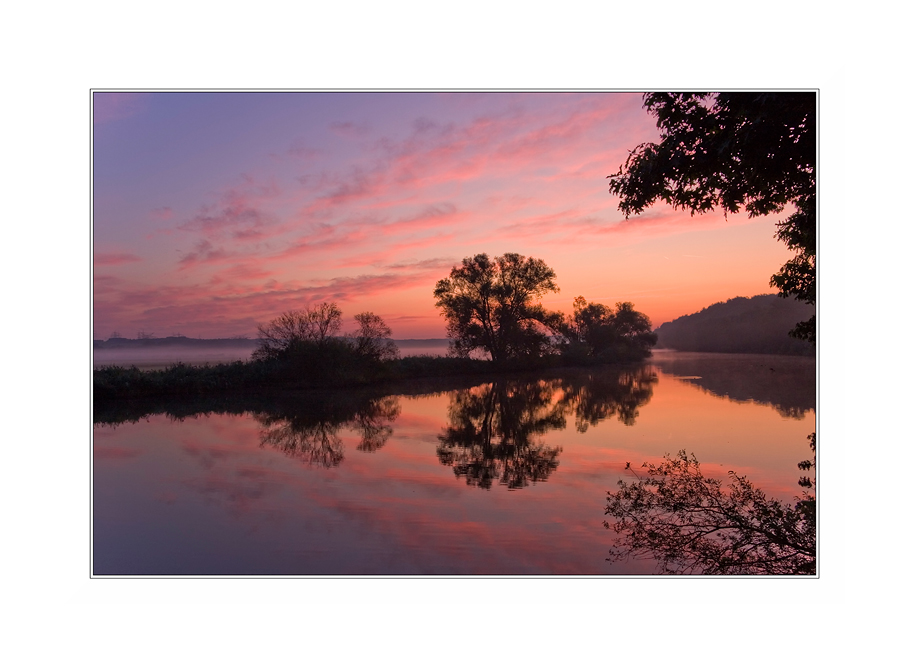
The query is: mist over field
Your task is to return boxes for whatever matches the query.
[93,340,451,369]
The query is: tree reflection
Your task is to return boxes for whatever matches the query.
[354,396,402,452]
[437,369,660,490]
[557,367,657,429]
[254,394,401,467]
[437,380,566,489]
[257,416,345,467]
[604,433,816,575]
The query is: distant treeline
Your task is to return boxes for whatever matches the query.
[654,294,815,356]
[94,336,257,349]
[93,336,451,349]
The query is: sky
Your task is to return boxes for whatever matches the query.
[93,91,798,340]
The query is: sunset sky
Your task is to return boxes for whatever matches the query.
[93,91,798,340]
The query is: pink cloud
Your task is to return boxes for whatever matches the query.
[150,207,173,220]
[210,264,275,283]
[380,202,466,235]
[178,239,232,267]
[159,97,651,289]
[318,166,386,206]
[179,175,281,241]
[181,198,274,239]
[386,257,457,271]
[335,233,460,270]
[93,267,445,338]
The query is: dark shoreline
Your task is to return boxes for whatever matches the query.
[93,358,655,426]
[93,352,653,416]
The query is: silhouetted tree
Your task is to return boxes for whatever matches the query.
[558,296,615,357]
[557,297,657,361]
[609,93,815,342]
[250,304,400,385]
[603,434,817,575]
[437,380,565,489]
[433,253,561,362]
[252,302,343,361]
[350,312,399,363]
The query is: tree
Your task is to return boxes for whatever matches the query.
[252,302,343,361]
[350,312,399,363]
[609,93,816,342]
[433,253,560,362]
[558,296,657,360]
[559,296,614,354]
[603,435,817,575]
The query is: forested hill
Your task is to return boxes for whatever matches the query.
[654,294,815,356]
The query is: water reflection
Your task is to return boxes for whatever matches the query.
[437,367,658,489]
[558,366,657,429]
[255,395,401,466]
[650,351,815,418]
[95,367,661,482]
[93,356,816,574]
[437,380,565,489]
[95,390,402,468]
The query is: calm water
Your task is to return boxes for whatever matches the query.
[92,350,816,575]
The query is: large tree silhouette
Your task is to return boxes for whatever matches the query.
[434,253,561,362]
[609,93,815,342]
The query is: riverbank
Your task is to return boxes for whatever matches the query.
[93,351,653,405]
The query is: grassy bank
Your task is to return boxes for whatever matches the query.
[94,348,653,404]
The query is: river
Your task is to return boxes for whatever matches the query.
[92,350,816,575]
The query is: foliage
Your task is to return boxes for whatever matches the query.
[433,253,561,363]
[603,435,817,575]
[654,294,815,356]
[769,199,816,341]
[350,311,399,363]
[248,303,398,383]
[251,302,343,362]
[609,92,816,342]
[93,361,268,402]
[557,296,657,361]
